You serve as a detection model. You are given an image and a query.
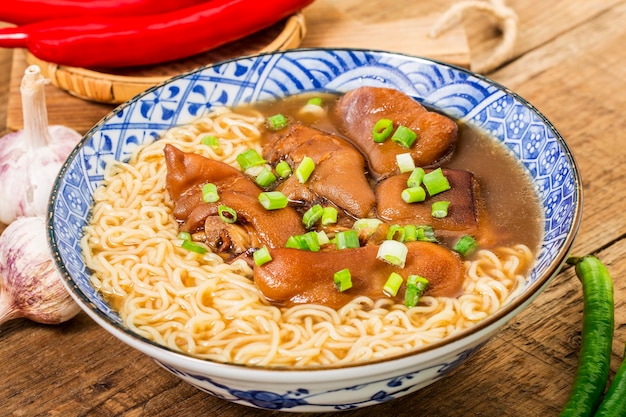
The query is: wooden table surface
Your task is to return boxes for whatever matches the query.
[2,1,626,416]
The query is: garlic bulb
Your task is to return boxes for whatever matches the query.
[0,216,81,325]
[0,65,81,225]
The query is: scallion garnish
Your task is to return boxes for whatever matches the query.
[316,230,330,245]
[431,200,450,218]
[302,204,324,228]
[352,218,383,239]
[334,268,353,292]
[181,239,208,254]
[372,118,393,143]
[255,166,277,188]
[218,205,237,223]
[383,272,404,297]
[423,168,451,196]
[405,275,429,307]
[415,225,437,242]
[403,224,417,242]
[401,186,426,203]
[295,156,315,183]
[391,125,417,148]
[377,240,408,267]
[396,152,416,173]
[275,160,292,178]
[266,114,288,131]
[307,97,323,106]
[336,230,360,249]
[253,246,272,266]
[286,231,321,251]
[258,191,288,210]
[454,235,478,257]
[177,231,192,241]
[201,182,220,203]
[321,206,338,226]
[386,224,406,242]
[236,149,265,171]
[407,167,426,188]
[201,135,219,148]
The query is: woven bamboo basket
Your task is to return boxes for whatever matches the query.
[26,13,306,104]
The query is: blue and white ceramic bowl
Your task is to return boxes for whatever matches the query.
[48,48,582,412]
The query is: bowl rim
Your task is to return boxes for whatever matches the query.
[47,46,584,372]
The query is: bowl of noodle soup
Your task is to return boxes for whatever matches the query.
[48,48,582,412]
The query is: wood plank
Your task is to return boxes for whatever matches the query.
[2,0,626,416]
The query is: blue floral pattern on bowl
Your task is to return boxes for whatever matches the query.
[48,48,581,412]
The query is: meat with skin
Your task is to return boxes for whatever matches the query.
[333,86,458,180]
[263,124,376,218]
[163,144,306,257]
[376,169,480,241]
[253,241,465,309]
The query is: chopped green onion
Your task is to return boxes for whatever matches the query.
[415,225,437,242]
[316,230,330,245]
[396,152,416,173]
[321,206,338,226]
[401,186,426,203]
[302,231,320,251]
[386,224,406,242]
[285,231,321,251]
[286,231,321,251]
[202,183,220,203]
[177,231,192,241]
[285,235,301,249]
[431,200,450,218]
[377,240,408,267]
[266,113,288,131]
[201,135,219,148]
[275,160,292,178]
[407,167,426,188]
[255,166,277,188]
[218,205,237,223]
[295,156,315,183]
[423,168,451,196]
[391,125,418,148]
[253,246,272,266]
[405,275,429,307]
[307,97,323,106]
[258,191,288,210]
[181,239,208,254]
[302,204,324,228]
[236,149,265,171]
[336,230,360,249]
[454,235,478,257]
[372,118,393,143]
[383,272,404,297]
[334,268,353,292]
[352,218,383,239]
[403,224,417,242]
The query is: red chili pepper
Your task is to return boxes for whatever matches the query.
[0,0,212,25]
[0,0,314,69]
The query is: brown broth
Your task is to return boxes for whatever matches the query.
[242,92,543,256]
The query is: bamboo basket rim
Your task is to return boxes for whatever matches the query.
[27,12,306,104]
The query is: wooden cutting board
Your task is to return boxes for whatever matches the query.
[5,0,469,134]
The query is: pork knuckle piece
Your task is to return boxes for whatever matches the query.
[333,86,458,180]
[254,241,465,309]
[164,144,306,257]
[264,123,376,218]
[376,169,479,240]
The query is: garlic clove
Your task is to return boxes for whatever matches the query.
[0,216,81,326]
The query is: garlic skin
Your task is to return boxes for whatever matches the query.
[0,65,81,225]
[0,216,81,325]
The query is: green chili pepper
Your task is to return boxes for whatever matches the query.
[559,255,614,417]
